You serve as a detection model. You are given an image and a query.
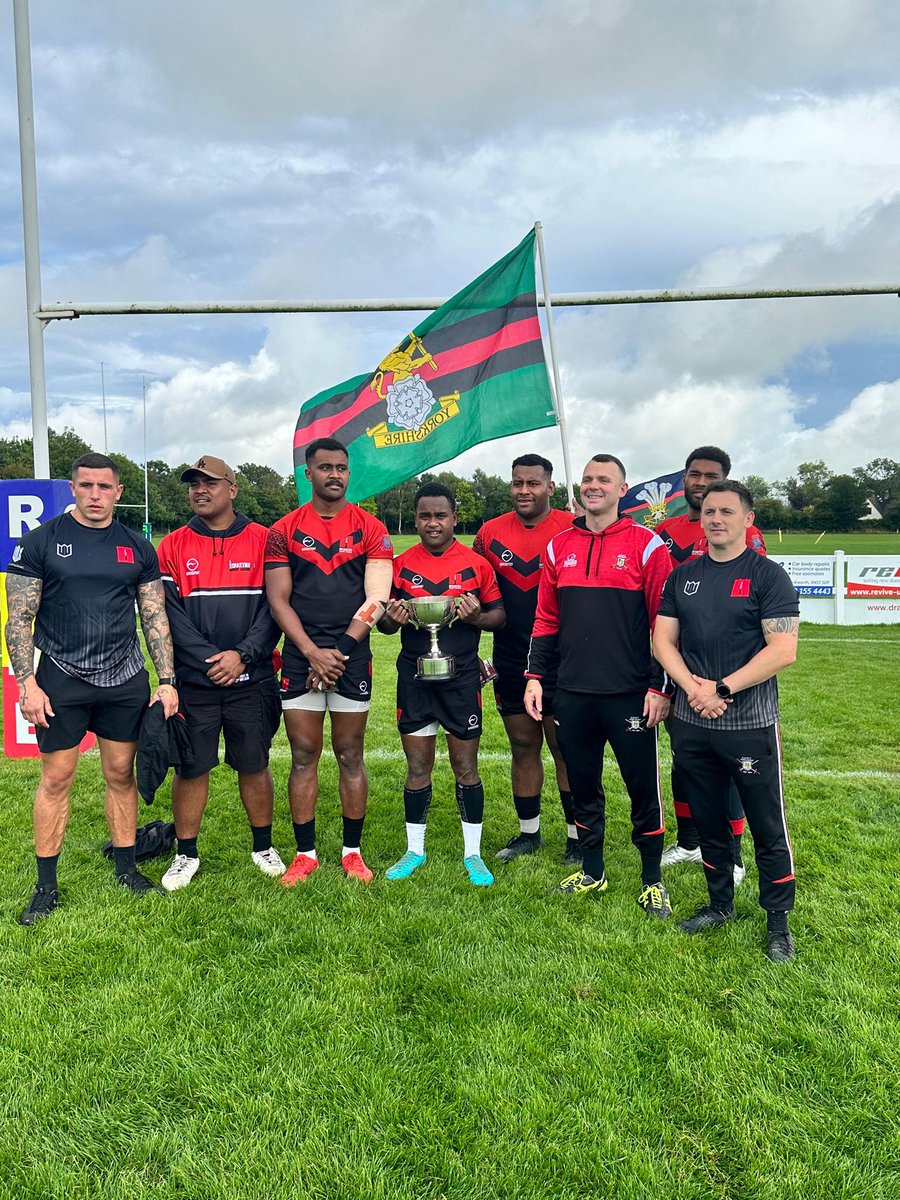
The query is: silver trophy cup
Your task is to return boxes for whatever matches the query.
[405,596,458,682]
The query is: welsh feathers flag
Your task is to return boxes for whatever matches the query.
[293,230,556,502]
[619,469,687,526]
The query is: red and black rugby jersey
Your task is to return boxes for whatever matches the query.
[655,512,766,567]
[473,508,573,669]
[158,514,279,687]
[392,539,502,670]
[265,502,393,647]
[527,516,672,695]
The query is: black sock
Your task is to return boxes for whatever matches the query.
[36,854,59,891]
[582,851,605,880]
[733,832,744,868]
[455,782,484,824]
[251,824,272,853]
[674,813,700,851]
[767,911,790,934]
[177,836,198,858]
[513,793,541,821]
[293,819,315,854]
[559,790,575,824]
[403,785,432,824]
[342,815,364,850]
[113,845,136,876]
[641,855,663,887]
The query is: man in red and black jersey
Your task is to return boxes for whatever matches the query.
[473,454,577,863]
[378,483,505,887]
[655,445,766,881]
[653,480,800,961]
[525,454,674,919]
[157,455,284,891]
[265,439,393,885]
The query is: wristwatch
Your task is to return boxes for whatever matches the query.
[715,680,732,699]
[239,650,253,665]
[158,676,177,687]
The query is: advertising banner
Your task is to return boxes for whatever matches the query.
[846,558,900,599]
[769,556,834,596]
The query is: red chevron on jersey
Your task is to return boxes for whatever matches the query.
[397,563,478,596]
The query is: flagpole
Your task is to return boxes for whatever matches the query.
[534,221,576,508]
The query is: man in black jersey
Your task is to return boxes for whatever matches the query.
[5,453,179,925]
[653,480,800,962]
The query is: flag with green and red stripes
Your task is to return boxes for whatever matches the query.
[293,230,556,502]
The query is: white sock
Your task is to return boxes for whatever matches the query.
[341,845,360,859]
[461,820,483,858]
[406,823,426,856]
[519,817,540,835]
[566,824,578,840]
[297,849,318,861]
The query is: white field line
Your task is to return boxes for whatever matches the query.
[263,747,899,779]
[803,638,900,644]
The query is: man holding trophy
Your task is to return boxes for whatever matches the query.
[378,484,505,886]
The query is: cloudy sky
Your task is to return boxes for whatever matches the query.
[2,0,900,494]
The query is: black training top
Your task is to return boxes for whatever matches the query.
[8,513,160,686]
[658,548,799,729]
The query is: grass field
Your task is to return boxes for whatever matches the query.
[2,618,899,1199]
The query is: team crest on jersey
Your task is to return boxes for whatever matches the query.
[613,554,627,570]
[364,332,461,449]
[625,715,644,733]
[737,756,759,775]
[684,580,700,595]
[563,553,578,569]
[56,543,72,558]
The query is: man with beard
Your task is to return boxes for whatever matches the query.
[472,455,576,863]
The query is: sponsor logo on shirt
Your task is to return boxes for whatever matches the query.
[12,545,22,563]
[117,546,134,564]
[229,561,252,571]
[56,543,72,558]
[411,574,423,587]
[563,553,577,568]
[467,713,479,728]
[186,557,200,576]
[381,536,392,550]
[500,549,514,564]
[684,580,700,595]
[731,578,751,598]
[301,537,316,549]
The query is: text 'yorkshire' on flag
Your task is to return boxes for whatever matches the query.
[292,229,556,503]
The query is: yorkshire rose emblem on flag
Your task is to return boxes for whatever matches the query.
[292,230,556,503]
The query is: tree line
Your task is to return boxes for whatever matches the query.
[1,429,897,534]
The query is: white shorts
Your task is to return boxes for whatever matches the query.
[282,691,370,714]
[406,721,439,737]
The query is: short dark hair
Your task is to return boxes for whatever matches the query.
[685,445,731,476]
[512,453,553,476]
[414,482,456,511]
[589,453,626,479]
[72,452,119,480]
[305,437,348,464]
[703,479,754,510]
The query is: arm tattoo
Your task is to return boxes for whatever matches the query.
[4,575,42,682]
[137,579,175,677]
[762,616,799,636]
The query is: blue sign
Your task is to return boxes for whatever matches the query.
[796,586,834,596]
[1,480,74,570]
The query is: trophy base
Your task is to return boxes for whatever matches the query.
[416,653,456,683]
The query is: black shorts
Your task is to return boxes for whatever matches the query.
[493,664,557,717]
[177,677,282,778]
[396,659,483,741]
[34,656,149,753]
[280,649,372,704]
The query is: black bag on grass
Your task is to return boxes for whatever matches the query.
[102,819,176,863]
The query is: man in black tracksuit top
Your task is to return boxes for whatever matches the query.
[653,480,800,962]
[156,455,284,890]
[525,455,674,919]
